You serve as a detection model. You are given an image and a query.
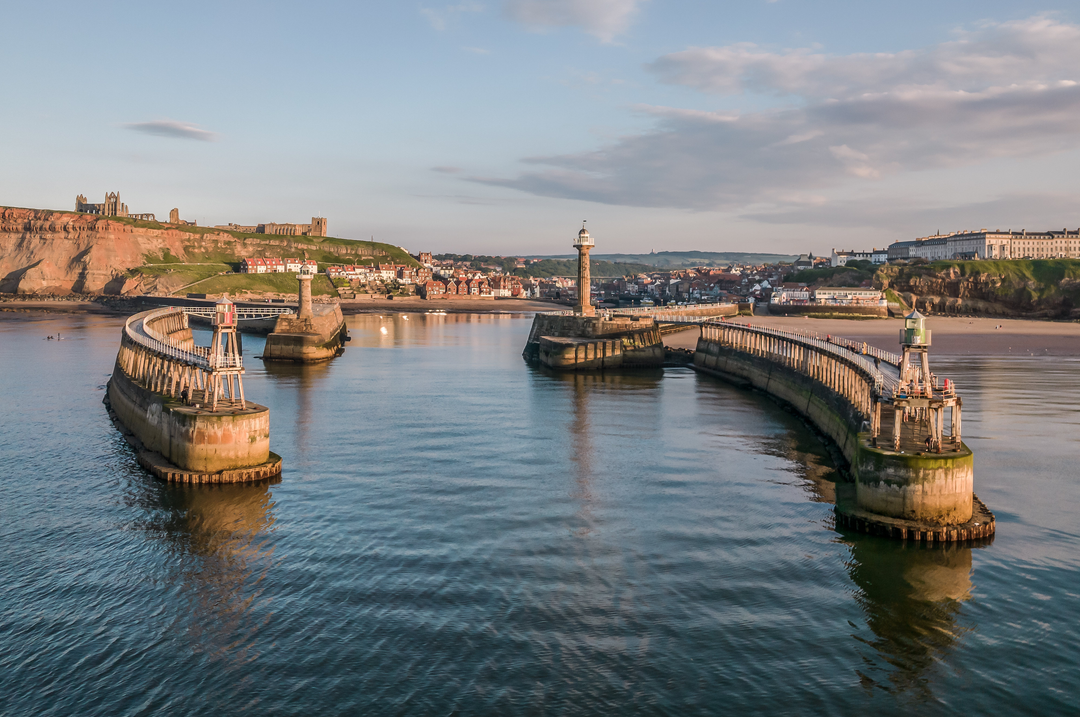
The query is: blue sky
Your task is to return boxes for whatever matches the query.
[2,0,1078,255]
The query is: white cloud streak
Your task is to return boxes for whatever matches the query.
[475,16,1080,216]
[124,120,216,141]
[421,3,483,32]
[504,0,645,42]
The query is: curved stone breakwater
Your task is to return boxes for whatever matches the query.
[693,321,994,542]
[106,307,281,483]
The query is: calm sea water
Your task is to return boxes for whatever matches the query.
[1,311,1078,715]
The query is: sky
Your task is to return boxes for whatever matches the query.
[2,0,1079,256]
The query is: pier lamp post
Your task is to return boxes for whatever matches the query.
[898,310,932,391]
[210,294,246,411]
[574,223,595,317]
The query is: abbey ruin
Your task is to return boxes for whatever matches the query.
[74,191,324,236]
[75,192,156,221]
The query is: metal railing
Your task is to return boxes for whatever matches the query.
[125,308,244,371]
[182,306,295,319]
[578,307,905,368]
[701,321,897,399]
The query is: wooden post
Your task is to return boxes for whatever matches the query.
[936,405,945,453]
[893,404,902,451]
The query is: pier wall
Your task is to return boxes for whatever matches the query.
[263,304,348,362]
[524,314,665,369]
[107,359,270,473]
[694,337,975,528]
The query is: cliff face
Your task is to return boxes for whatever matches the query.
[877,262,1080,319]
[0,208,379,295]
[0,208,179,294]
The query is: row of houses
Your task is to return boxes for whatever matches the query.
[417,274,524,298]
[240,257,318,274]
[888,229,1080,261]
[832,228,1080,266]
[326,263,435,285]
[770,286,884,306]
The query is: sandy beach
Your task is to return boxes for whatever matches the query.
[663,315,1080,356]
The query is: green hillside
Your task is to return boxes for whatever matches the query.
[181,272,336,296]
[57,209,420,267]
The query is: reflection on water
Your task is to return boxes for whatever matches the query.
[6,314,1079,715]
[843,535,987,697]
[260,360,332,460]
[125,478,280,661]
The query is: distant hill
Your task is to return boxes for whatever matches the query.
[433,253,655,278]
[528,251,797,268]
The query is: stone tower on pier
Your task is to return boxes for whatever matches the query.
[574,223,595,316]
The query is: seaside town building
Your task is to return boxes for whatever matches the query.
[888,229,1080,261]
[240,258,317,274]
[831,248,889,266]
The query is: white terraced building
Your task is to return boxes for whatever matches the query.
[888,229,1080,261]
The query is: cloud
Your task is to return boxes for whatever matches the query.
[432,165,463,173]
[742,192,1080,232]
[124,120,216,141]
[475,16,1080,211]
[421,3,483,31]
[505,0,645,42]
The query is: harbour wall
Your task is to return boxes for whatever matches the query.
[106,309,273,477]
[524,314,665,369]
[693,337,976,529]
[263,304,348,362]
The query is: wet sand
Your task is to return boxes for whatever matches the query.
[662,315,1080,356]
[0,299,124,314]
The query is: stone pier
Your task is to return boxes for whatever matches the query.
[692,321,993,541]
[262,271,349,362]
[523,313,665,370]
[106,307,282,483]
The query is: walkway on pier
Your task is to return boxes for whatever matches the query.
[684,318,964,455]
[117,305,293,413]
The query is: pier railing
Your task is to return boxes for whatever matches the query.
[699,321,893,423]
[128,309,219,371]
[117,306,254,410]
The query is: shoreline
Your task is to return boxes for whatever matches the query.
[5,297,1080,355]
[0,295,564,316]
[663,315,1080,356]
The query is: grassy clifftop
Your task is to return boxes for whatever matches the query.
[876,259,1080,318]
[0,205,416,295]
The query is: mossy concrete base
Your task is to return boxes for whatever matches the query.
[836,483,995,542]
[107,363,271,474]
[105,389,282,484]
[854,438,974,525]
